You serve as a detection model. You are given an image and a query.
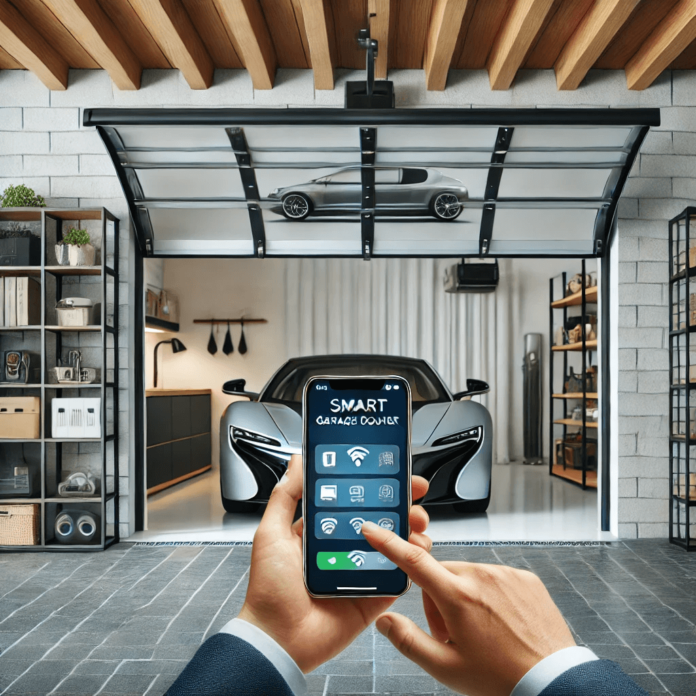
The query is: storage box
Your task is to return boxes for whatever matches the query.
[0,504,39,545]
[0,397,40,439]
[56,299,101,327]
[0,237,41,267]
[52,398,101,439]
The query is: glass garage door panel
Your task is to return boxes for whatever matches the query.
[505,150,627,165]
[490,208,598,255]
[498,168,613,199]
[374,208,482,256]
[261,206,361,256]
[121,150,238,165]
[509,126,632,150]
[375,151,491,166]
[149,208,253,255]
[376,126,498,150]
[243,125,360,167]
[136,169,245,199]
[116,126,231,149]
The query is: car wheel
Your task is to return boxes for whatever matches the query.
[431,192,462,221]
[452,491,490,514]
[221,495,261,514]
[281,192,312,221]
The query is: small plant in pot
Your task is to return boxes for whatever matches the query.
[57,227,96,267]
[1,184,46,209]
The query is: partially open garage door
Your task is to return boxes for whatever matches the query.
[85,108,658,259]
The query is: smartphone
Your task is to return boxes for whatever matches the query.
[302,375,411,598]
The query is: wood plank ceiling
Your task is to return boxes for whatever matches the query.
[0,0,695,92]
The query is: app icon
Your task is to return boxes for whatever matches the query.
[349,485,365,503]
[379,451,395,467]
[327,557,337,565]
[322,451,336,467]
[347,446,369,466]
[348,551,366,567]
[349,517,365,534]
[321,517,337,534]
[377,517,395,531]
[320,485,338,501]
[378,484,394,502]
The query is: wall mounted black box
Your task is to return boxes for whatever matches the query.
[0,237,41,266]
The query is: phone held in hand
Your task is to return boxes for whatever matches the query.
[302,375,412,598]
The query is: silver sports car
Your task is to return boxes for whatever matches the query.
[267,167,467,221]
[220,355,492,514]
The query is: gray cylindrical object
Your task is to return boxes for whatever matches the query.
[522,333,543,465]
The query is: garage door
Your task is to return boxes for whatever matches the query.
[85,108,659,259]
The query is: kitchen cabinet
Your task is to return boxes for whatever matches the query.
[146,389,211,494]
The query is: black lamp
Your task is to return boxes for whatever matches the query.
[153,338,186,388]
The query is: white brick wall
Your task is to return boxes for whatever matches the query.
[0,66,686,538]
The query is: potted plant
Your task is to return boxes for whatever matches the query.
[1,184,46,209]
[57,227,96,267]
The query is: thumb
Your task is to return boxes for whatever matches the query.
[376,612,459,678]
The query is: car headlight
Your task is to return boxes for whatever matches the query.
[269,188,280,197]
[432,426,481,448]
[232,427,281,448]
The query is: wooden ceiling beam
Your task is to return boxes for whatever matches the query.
[487,0,556,90]
[129,0,214,90]
[555,0,639,90]
[298,0,333,90]
[43,0,142,90]
[214,0,277,90]
[0,0,68,89]
[424,0,470,90]
[626,0,696,89]
[369,0,390,79]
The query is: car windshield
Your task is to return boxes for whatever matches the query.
[262,356,450,406]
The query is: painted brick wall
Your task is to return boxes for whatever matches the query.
[0,67,685,538]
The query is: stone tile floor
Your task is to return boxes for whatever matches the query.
[1,540,696,695]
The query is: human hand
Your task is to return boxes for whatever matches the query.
[237,454,432,673]
[362,522,575,696]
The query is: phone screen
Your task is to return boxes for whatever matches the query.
[303,376,411,597]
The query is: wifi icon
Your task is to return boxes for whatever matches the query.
[321,518,337,535]
[348,550,366,567]
[347,446,370,466]
[349,517,366,534]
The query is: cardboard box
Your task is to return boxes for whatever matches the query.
[0,397,40,439]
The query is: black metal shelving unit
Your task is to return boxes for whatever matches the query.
[669,207,696,550]
[0,207,119,552]
[549,260,599,490]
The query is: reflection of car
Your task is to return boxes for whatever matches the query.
[219,355,492,514]
[267,167,467,221]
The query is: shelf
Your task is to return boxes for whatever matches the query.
[672,494,696,506]
[671,266,696,282]
[0,438,41,443]
[44,438,103,443]
[45,325,102,332]
[146,315,179,333]
[0,266,41,277]
[553,393,599,399]
[554,419,599,428]
[0,498,41,503]
[48,383,105,389]
[671,435,696,444]
[552,339,598,352]
[551,464,598,488]
[0,325,40,331]
[551,285,598,309]
[45,265,102,276]
[0,383,41,389]
[45,492,114,503]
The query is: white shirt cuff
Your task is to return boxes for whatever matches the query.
[218,618,307,696]
[511,646,599,696]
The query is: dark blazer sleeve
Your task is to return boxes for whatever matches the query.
[166,632,295,696]
[539,659,649,696]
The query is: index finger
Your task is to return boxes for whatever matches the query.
[361,521,459,604]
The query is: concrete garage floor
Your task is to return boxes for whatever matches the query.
[132,462,609,543]
[1,542,696,695]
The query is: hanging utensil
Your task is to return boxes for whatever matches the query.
[238,319,248,355]
[223,321,234,355]
[207,323,218,355]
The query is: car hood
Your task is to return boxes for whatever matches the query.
[261,401,452,450]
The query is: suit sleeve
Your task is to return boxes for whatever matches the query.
[539,659,649,696]
[165,632,296,696]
